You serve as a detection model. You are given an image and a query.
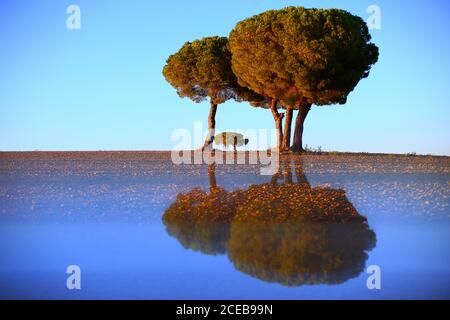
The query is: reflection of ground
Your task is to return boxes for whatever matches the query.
[0,152,448,221]
[163,160,377,286]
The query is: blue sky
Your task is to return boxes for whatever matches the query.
[0,0,449,154]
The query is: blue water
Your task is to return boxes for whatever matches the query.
[0,155,449,299]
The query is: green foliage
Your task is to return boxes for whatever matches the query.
[163,36,265,105]
[229,6,379,107]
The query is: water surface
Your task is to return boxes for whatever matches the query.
[0,152,449,299]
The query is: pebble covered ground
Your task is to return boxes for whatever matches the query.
[0,151,449,221]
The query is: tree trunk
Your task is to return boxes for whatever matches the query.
[202,101,218,150]
[269,98,284,151]
[270,169,283,185]
[282,107,293,151]
[208,163,217,193]
[294,157,309,185]
[283,158,293,185]
[291,103,311,152]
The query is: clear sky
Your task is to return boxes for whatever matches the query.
[1,0,449,155]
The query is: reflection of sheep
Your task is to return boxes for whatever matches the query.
[214,132,249,151]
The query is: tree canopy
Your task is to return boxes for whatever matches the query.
[163,36,264,105]
[229,7,379,107]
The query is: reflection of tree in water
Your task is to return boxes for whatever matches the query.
[162,158,376,285]
[229,221,376,286]
[228,159,376,286]
[162,164,241,255]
